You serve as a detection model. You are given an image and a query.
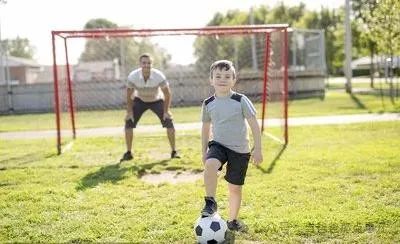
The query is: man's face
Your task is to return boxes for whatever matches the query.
[210,68,236,93]
[140,57,152,73]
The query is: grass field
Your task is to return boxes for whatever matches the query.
[0,121,399,242]
[326,78,400,90]
[1,87,399,242]
[1,90,399,132]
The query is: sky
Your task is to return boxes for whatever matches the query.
[0,0,343,65]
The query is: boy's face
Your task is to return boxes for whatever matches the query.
[210,68,236,93]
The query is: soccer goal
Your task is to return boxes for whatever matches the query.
[51,25,289,154]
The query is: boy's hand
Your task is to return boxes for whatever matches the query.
[251,148,263,165]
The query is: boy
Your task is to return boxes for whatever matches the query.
[121,53,180,161]
[200,60,263,232]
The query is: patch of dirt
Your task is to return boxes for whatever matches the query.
[141,170,202,184]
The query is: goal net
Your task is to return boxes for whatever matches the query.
[52,25,289,154]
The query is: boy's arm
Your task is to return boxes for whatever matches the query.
[247,116,263,165]
[201,122,211,164]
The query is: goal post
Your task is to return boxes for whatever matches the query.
[51,25,289,154]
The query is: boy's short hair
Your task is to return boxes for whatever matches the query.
[139,53,152,62]
[209,60,236,79]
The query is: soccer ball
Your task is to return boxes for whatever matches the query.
[194,213,228,244]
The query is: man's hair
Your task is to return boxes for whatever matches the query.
[139,53,152,62]
[209,60,236,79]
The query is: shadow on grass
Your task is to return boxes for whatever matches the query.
[349,93,369,112]
[0,151,57,167]
[225,230,235,243]
[256,144,287,174]
[76,159,170,191]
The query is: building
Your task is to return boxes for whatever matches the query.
[0,56,41,85]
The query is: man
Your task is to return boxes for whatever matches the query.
[121,53,180,161]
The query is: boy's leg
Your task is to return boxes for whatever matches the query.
[225,150,250,231]
[202,158,221,216]
[204,158,222,198]
[227,183,248,232]
[228,183,242,221]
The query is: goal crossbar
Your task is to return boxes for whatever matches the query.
[53,24,289,39]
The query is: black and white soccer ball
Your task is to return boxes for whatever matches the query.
[194,213,228,244]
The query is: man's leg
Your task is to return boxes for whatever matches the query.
[125,128,134,152]
[121,126,134,161]
[149,100,179,158]
[167,127,176,151]
[121,98,146,161]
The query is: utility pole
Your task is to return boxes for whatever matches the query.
[0,0,6,87]
[344,0,352,93]
[0,0,12,112]
[250,7,258,71]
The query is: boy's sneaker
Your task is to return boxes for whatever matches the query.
[171,150,181,159]
[120,151,133,162]
[227,219,248,232]
[201,197,217,217]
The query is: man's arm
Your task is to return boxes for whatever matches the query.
[161,85,172,119]
[247,116,263,165]
[126,87,135,120]
[201,122,211,164]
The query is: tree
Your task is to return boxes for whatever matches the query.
[369,0,400,103]
[1,36,35,59]
[352,0,378,87]
[193,3,344,75]
[84,18,118,29]
[79,18,170,72]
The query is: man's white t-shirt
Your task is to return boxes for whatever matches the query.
[126,68,168,102]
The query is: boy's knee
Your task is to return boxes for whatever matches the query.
[205,158,221,171]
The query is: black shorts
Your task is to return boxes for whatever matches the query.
[125,97,174,129]
[206,141,251,185]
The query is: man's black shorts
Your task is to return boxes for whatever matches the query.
[206,141,251,186]
[125,97,174,129]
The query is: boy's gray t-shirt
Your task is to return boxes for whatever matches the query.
[201,92,257,153]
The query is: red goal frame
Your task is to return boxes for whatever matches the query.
[52,25,289,154]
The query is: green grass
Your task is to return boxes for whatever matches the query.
[1,90,399,132]
[0,122,399,242]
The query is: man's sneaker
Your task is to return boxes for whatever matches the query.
[201,196,217,217]
[120,151,133,162]
[227,219,248,232]
[171,150,181,159]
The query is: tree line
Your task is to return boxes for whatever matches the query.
[2,1,399,77]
